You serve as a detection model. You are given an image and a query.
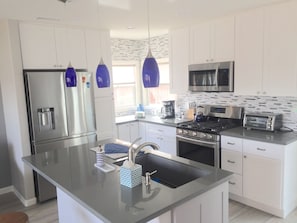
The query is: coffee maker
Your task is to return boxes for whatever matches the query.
[160,100,175,119]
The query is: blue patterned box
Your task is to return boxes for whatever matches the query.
[120,164,142,188]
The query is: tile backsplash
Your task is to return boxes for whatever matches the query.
[176,92,297,131]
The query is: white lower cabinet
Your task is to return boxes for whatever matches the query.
[117,121,139,142]
[221,135,297,218]
[145,123,177,156]
[57,182,229,223]
[243,152,282,209]
[173,182,228,223]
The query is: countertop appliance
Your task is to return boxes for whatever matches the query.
[24,69,97,202]
[160,100,175,119]
[243,112,283,132]
[176,105,243,168]
[188,61,234,92]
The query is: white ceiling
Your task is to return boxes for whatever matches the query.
[0,0,291,39]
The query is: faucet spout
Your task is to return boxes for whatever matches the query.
[131,142,160,164]
[128,137,142,166]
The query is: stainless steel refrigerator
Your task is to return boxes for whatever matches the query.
[24,70,97,202]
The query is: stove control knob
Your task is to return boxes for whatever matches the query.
[191,131,197,137]
[183,130,189,135]
[200,133,206,139]
[177,129,182,134]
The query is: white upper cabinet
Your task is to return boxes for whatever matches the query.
[54,27,87,69]
[169,27,189,94]
[262,1,297,96]
[235,1,297,96]
[234,8,264,95]
[190,16,235,64]
[19,23,87,69]
[19,23,57,69]
[85,29,113,98]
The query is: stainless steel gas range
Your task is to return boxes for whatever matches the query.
[176,105,243,168]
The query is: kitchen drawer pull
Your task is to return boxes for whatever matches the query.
[227,142,235,145]
[229,181,236,185]
[257,148,266,152]
[227,160,236,164]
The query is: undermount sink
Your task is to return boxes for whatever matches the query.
[114,153,210,188]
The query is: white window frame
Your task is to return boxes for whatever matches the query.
[112,60,141,113]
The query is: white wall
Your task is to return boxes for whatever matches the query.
[0,19,35,205]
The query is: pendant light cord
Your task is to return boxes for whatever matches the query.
[96,0,103,62]
[147,0,151,49]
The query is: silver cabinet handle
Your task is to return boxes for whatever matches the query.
[229,181,236,185]
[227,160,235,164]
[257,148,266,152]
[227,142,235,145]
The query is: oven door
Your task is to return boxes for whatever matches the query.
[176,135,220,168]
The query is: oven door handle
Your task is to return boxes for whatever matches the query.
[176,135,218,146]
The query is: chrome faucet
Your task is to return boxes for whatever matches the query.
[128,138,160,165]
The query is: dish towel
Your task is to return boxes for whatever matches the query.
[104,143,129,154]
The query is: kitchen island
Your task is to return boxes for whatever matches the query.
[23,139,232,223]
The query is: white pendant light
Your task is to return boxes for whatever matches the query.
[142,0,160,88]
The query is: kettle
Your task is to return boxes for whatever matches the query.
[195,111,206,122]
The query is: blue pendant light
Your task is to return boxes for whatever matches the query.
[142,49,159,88]
[65,62,77,87]
[96,58,110,88]
[95,0,111,88]
[142,0,159,88]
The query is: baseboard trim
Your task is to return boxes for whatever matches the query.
[0,185,14,195]
[13,186,37,207]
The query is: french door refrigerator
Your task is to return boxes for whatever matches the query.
[24,70,97,202]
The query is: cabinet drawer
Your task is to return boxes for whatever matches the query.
[221,150,242,174]
[243,139,284,159]
[229,174,242,196]
[221,136,243,152]
[146,123,175,137]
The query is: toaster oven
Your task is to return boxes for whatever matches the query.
[243,112,283,131]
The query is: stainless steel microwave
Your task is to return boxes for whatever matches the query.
[188,61,234,92]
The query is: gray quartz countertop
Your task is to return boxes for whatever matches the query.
[221,127,297,145]
[22,138,232,223]
[115,115,191,127]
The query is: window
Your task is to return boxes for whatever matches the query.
[112,63,138,111]
[145,59,175,105]
[112,59,175,115]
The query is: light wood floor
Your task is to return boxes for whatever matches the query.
[1,192,297,223]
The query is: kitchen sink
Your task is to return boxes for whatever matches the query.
[114,153,210,188]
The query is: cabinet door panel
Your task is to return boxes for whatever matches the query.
[19,23,57,69]
[190,23,211,63]
[129,122,139,142]
[169,28,189,94]
[55,27,87,69]
[262,1,297,96]
[213,16,235,62]
[95,97,115,140]
[234,8,264,95]
[243,153,282,209]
